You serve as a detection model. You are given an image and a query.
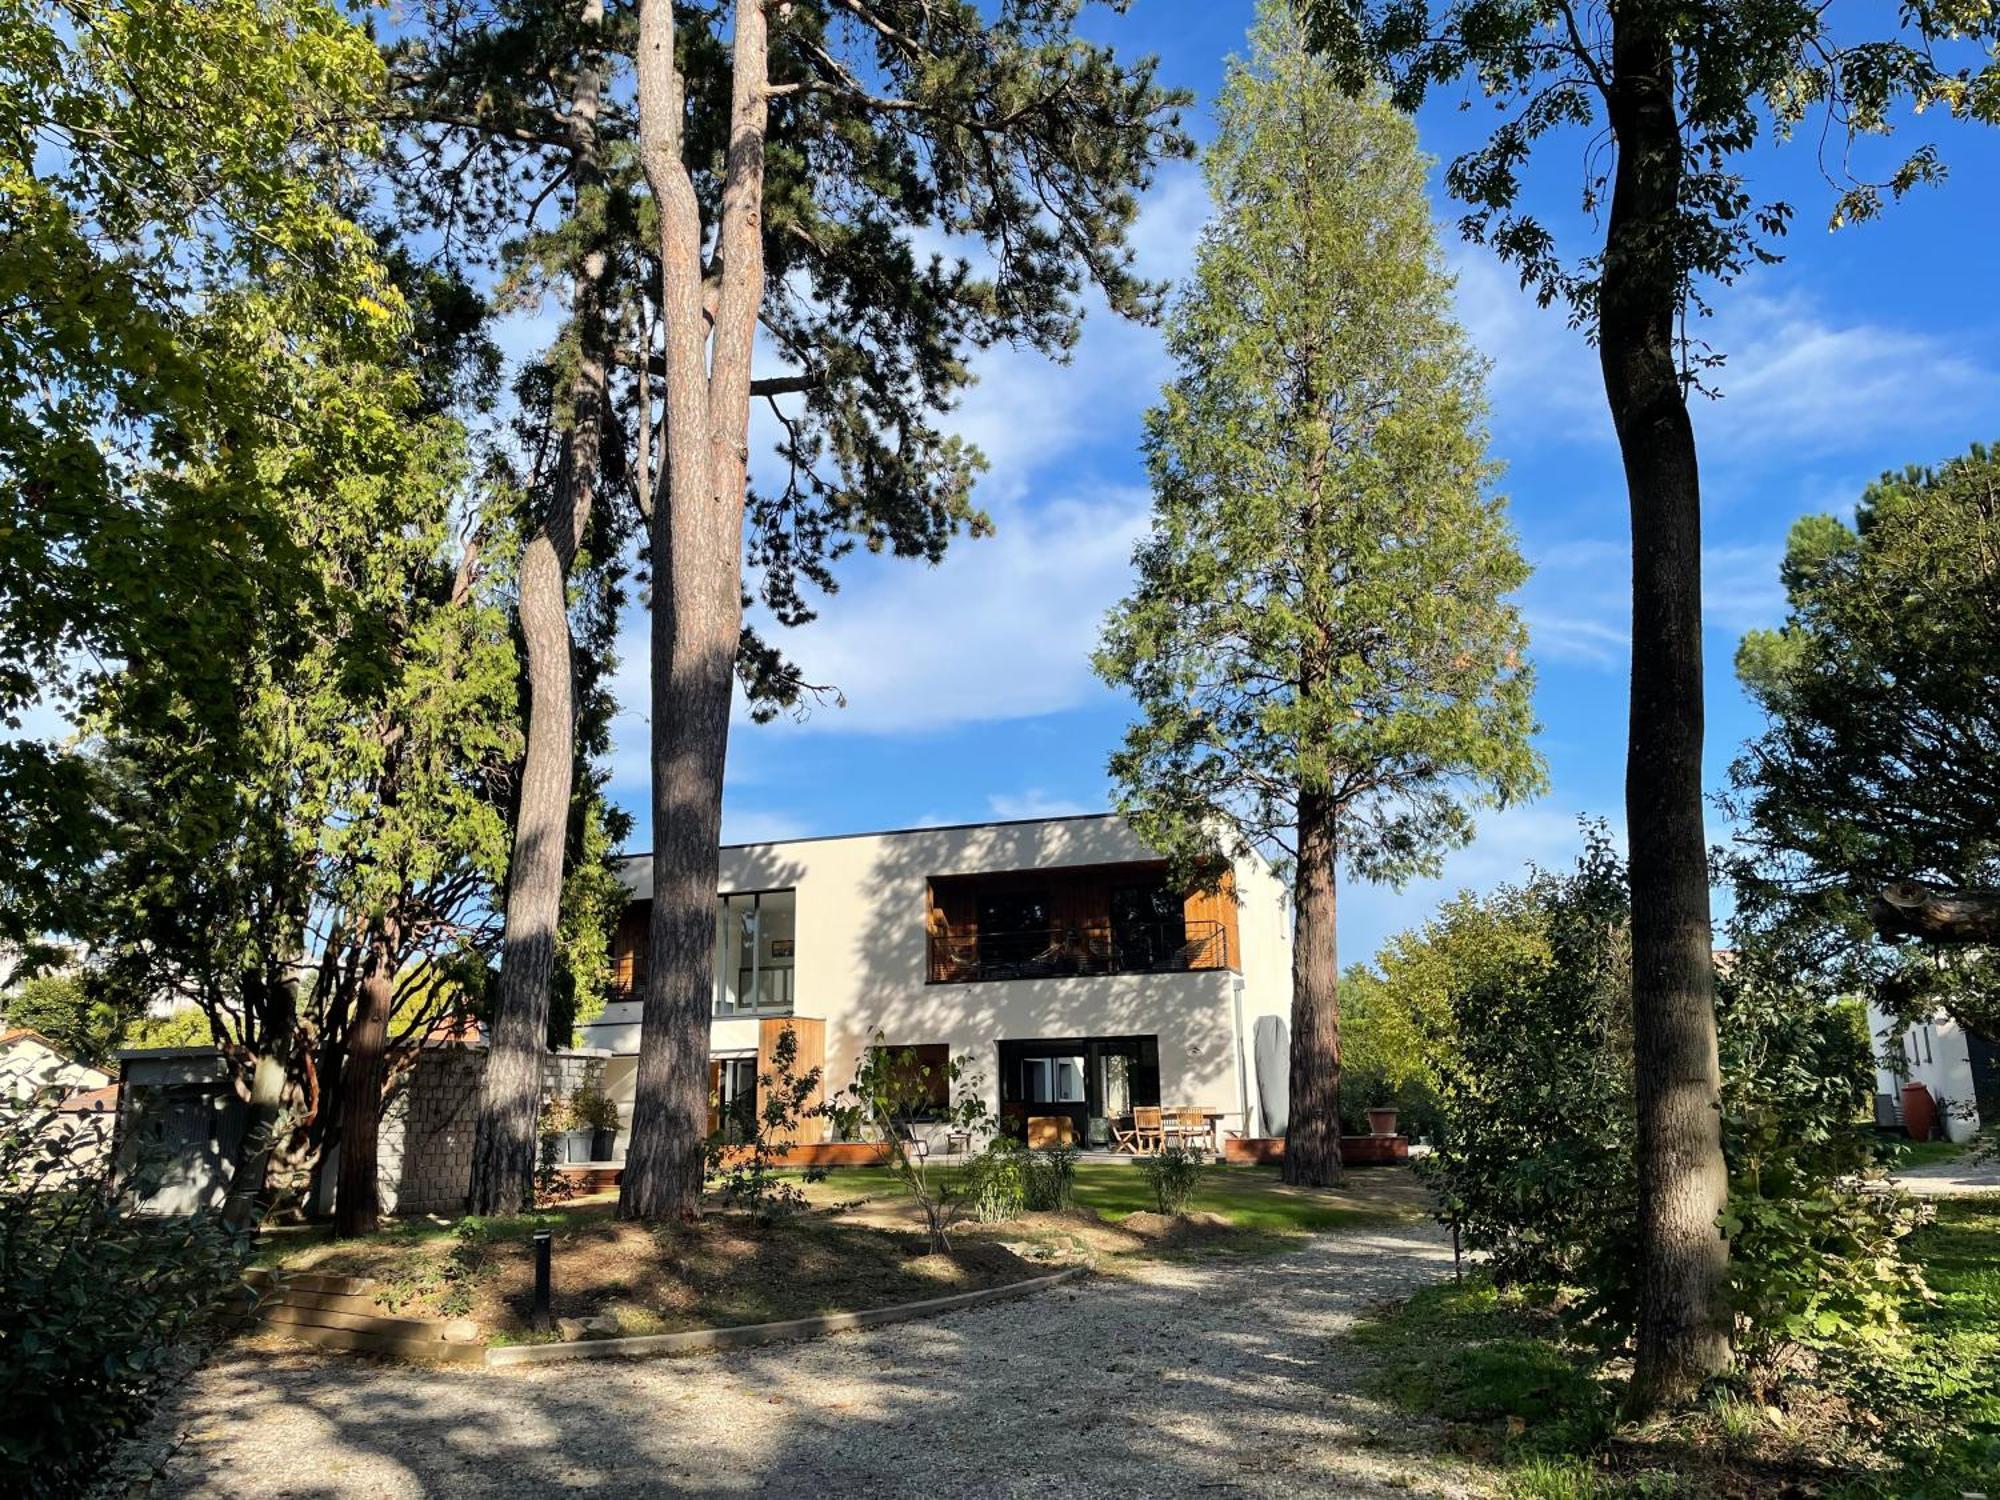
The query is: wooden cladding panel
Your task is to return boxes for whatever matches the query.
[612,900,650,995]
[1182,867,1239,972]
[757,1016,827,1145]
[927,860,1242,977]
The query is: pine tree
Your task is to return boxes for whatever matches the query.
[618,0,1189,1221]
[1095,3,1544,1187]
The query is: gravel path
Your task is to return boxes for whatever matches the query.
[1889,1157,2000,1196]
[146,1223,1476,1500]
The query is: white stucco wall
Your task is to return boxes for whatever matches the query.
[1869,1001,1983,1142]
[1,1032,111,1101]
[583,814,1295,1138]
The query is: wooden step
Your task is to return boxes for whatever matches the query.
[243,1268,376,1298]
[270,1320,488,1364]
[260,1303,454,1342]
[261,1287,386,1317]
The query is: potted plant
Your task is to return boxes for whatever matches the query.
[1366,1105,1399,1138]
[572,1081,620,1161]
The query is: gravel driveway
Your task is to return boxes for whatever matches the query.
[145,1223,1475,1500]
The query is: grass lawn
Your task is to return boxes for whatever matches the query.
[802,1159,1431,1237]
[1346,1193,2000,1498]
[268,1202,1042,1344]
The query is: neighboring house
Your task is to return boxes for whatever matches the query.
[581,813,1294,1160]
[0,1027,112,1102]
[2,1028,118,1184]
[1869,1001,1998,1143]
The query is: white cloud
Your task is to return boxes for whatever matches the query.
[1698,290,2000,455]
[986,788,1098,821]
[1517,533,1790,673]
[1448,246,1608,445]
[745,486,1152,735]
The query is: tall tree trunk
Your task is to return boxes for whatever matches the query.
[468,0,611,1218]
[333,932,396,1238]
[1601,13,1731,1415]
[620,0,769,1221]
[1283,785,1343,1186]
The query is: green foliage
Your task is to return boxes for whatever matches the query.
[1413,824,1924,1358]
[1717,954,1928,1359]
[389,0,1191,713]
[118,1008,224,1052]
[1306,0,2000,320]
[567,1081,620,1136]
[832,1037,992,1251]
[0,1090,250,1497]
[1024,1145,1081,1213]
[1417,826,1640,1329]
[0,0,393,945]
[965,1138,1030,1223]
[1096,4,1542,887]
[1139,1146,1209,1215]
[548,797,629,1047]
[704,1024,826,1223]
[1727,443,2000,1035]
[1,975,129,1067]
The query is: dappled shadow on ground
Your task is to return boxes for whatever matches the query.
[145,1225,1477,1499]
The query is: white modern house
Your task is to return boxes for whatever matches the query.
[580,813,1295,1157]
[1868,1000,1997,1144]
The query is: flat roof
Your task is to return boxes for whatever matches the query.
[613,810,1121,861]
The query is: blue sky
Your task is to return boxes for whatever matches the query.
[597,4,2000,968]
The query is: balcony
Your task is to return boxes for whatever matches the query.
[927,917,1229,984]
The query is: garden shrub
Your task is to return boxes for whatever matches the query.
[1,1090,250,1497]
[1418,823,1924,1362]
[966,1137,1028,1222]
[1141,1145,1208,1214]
[1023,1144,1080,1212]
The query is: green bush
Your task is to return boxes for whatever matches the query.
[1023,1144,1080,1212]
[1140,1145,1208,1214]
[1418,824,1923,1360]
[1417,827,1639,1332]
[1,1091,250,1497]
[966,1137,1028,1222]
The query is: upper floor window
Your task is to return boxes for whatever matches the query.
[611,888,796,1017]
[927,863,1235,983]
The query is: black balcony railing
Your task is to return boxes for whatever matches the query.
[928,918,1229,984]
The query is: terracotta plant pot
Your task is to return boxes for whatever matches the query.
[1366,1107,1399,1138]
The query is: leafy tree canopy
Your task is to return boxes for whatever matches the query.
[387,0,1190,713]
[1,0,398,942]
[1305,0,2000,329]
[1727,443,2000,1035]
[1096,4,1543,882]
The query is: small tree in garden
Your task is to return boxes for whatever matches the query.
[1095,3,1542,1190]
[832,1039,991,1253]
[704,1024,826,1223]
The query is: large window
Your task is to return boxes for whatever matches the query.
[1108,883,1185,971]
[1021,1054,1087,1104]
[714,889,795,1016]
